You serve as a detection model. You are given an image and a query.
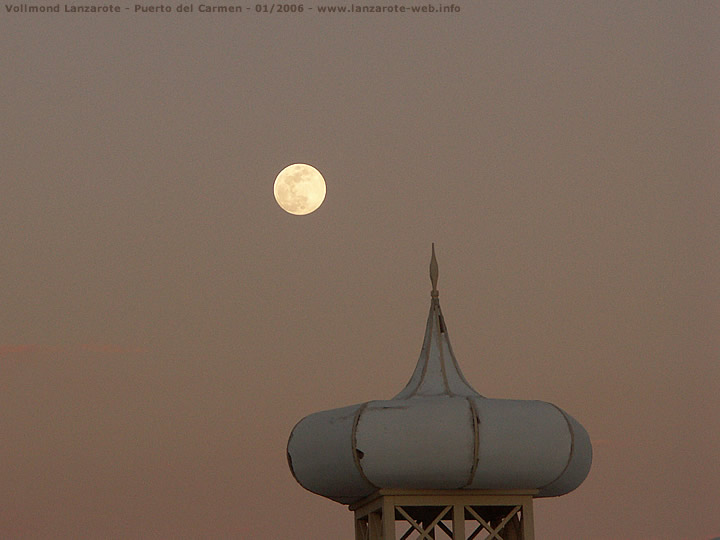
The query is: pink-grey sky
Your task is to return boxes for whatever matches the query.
[1,2,719,538]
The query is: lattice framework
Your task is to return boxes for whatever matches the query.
[351,490,535,540]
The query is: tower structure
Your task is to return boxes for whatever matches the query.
[287,246,592,539]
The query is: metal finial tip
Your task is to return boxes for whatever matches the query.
[430,243,439,296]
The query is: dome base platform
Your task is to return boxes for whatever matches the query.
[350,489,537,540]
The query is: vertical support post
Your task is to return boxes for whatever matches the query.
[521,499,534,540]
[368,512,382,540]
[355,517,365,540]
[452,504,465,540]
[382,496,395,540]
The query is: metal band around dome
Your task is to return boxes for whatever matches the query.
[351,402,379,490]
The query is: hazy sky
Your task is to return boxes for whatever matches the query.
[1,2,718,538]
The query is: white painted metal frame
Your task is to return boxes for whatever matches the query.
[351,490,535,540]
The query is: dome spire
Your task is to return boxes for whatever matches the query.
[430,243,439,298]
[393,244,480,399]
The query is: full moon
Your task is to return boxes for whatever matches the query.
[273,163,326,215]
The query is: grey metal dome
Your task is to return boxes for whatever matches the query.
[287,246,592,505]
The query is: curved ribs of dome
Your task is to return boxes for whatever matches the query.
[394,245,482,399]
[394,295,482,399]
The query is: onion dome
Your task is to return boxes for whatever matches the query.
[287,246,592,505]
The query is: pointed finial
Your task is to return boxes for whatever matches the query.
[430,243,439,297]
